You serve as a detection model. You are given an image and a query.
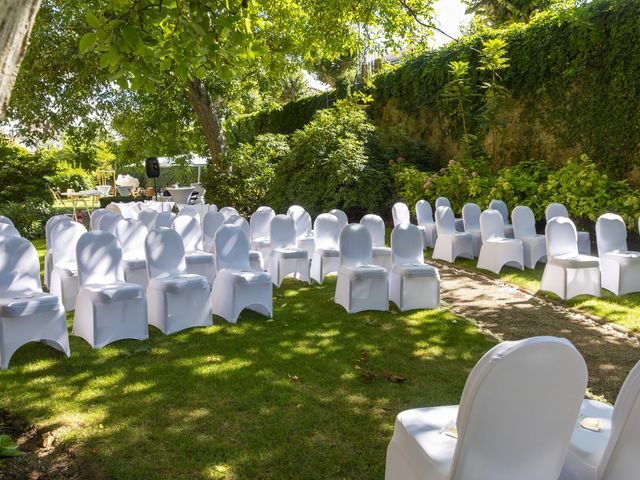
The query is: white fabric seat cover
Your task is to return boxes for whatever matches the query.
[329,209,348,233]
[219,206,239,219]
[489,199,514,237]
[172,215,216,285]
[250,206,275,260]
[392,202,411,227]
[96,211,122,233]
[596,213,640,295]
[335,224,388,313]
[0,215,14,227]
[114,218,148,288]
[268,214,310,287]
[150,211,176,229]
[416,200,437,248]
[44,215,73,288]
[512,205,547,268]
[390,223,440,311]
[224,214,263,271]
[0,236,70,369]
[50,220,87,310]
[435,197,464,232]
[0,223,20,238]
[461,203,482,257]
[546,203,591,254]
[310,213,341,284]
[477,209,524,274]
[432,206,473,263]
[90,209,109,231]
[360,214,392,270]
[288,206,315,257]
[386,336,588,480]
[137,208,158,230]
[203,211,225,254]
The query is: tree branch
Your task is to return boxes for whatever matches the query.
[399,0,458,42]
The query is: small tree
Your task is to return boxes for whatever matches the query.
[440,60,475,155]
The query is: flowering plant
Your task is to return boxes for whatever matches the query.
[116,174,140,188]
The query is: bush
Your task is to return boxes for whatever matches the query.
[47,162,93,192]
[0,199,54,239]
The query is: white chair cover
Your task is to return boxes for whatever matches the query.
[416,200,437,248]
[436,197,464,232]
[310,213,341,284]
[150,211,176,229]
[50,220,87,310]
[219,206,239,219]
[512,205,547,269]
[224,214,263,271]
[595,213,640,295]
[137,208,158,230]
[250,206,275,261]
[433,206,473,263]
[172,215,216,285]
[329,209,348,233]
[392,202,411,227]
[461,202,482,257]
[0,215,14,226]
[114,218,148,288]
[44,215,73,288]
[177,206,199,220]
[202,211,225,254]
[73,231,147,348]
[389,224,439,311]
[541,217,600,300]
[477,209,524,274]
[546,203,591,254]
[90,209,109,231]
[360,214,392,270]
[0,223,20,238]
[210,224,272,323]
[268,214,310,287]
[386,336,588,480]
[97,212,122,234]
[335,224,388,313]
[145,228,212,334]
[0,236,70,369]
[489,199,514,237]
[288,206,315,257]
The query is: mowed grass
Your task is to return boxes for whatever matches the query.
[0,239,495,479]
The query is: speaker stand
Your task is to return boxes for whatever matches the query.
[153,178,157,201]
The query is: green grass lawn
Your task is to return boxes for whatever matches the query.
[0,240,495,479]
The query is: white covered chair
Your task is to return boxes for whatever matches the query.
[223,214,263,271]
[177,206,199,219]
[288,206,315,257]
[172,215,216,285]
[0,223,20,238]
[73,231,147,348]
[461,202,482,257]
[97,212,122,234]
[489,199,514,237]
[0,236,70,369]
[219,206,239,219]
[145,228,212,334]
[210,224,272,324]
[137,208,158,230]
[0,215,14,226]
[202,211,225,254]
[546,203,591,255]
[512,205,547,269]
[392,202,411,227]
[90,208,109,231]
[433,206,473,263]
[335,224,388,313]
[386,336,588,480]
[541,217,600,300]
[360,214,392,270]
[114,218,148,288]
[560,359,640,480]
[50,220,87,310]
[435,197,464,231]
[250,206,275,262]
[150,211,176,229]
[389,224,439,311]
[329,209,348,232]
[268,214,310,287]
[477,209,524,274]
[310,213,341,284]
[416,200,437,248]
[44,215,73,288]
[595,213,640,296]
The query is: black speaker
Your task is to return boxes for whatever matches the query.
[145,157,160,178]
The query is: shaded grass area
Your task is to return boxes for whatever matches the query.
[1,240,495,479]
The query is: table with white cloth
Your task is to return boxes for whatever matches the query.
[61,190,100,218]
[167,187,194,206]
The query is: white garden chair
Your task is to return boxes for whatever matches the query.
[541,217,600,300]
[223,214,263,271]
[288,205,315,257]
[392,202,411,227]
[172,215,216,285]
[461,202,482,257]
[50,220,87,310]
[73,231,147,348]
[0,236,70,369]
[137,208,158,230]
[114,218,149,289]
[435,197,464,231]
[416,199,437,248]
[335,224,388,313]
[44,215,73,288]
[210,224,272,324]
[177,206,199,220]
[0,215,14,227]
[595,213,640,295]
[250,206,275,262]
[97,211,122,234]
[433,206,473,263]
[310,213,341,284]
[145,228,212,334]
[219,206,239,219]
[546,203,591,254]
[389,223,439,311]
[512,205,547,269]
[489,199,514,237]
[360,214,392,270]
[150,211,176,229]
[268,214,310,287]
[90,208,109,231]
[386,336,588,480]
[329,208,348,232]
[477,209,524,274]
[0,223,20,238]
[202,211,225,254]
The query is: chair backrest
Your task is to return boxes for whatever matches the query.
[416,200,434,226]
[151,211,176,229]
[391,223,424,265]
[314,214,340,251]
[294,211,312,239]
[287,204,306,219]
[0,215,14,227]
[329,209,348,232]
[546,202,570,222]
[224,214,251,240]
[489,199,509,225]
[462,203,481,231]
[435,196,452,210]
[90,209,109,231]
[145,227,187,278]
[451,336,588,480]
[339,224,373,268]
[76,231,124,286]
[270,214,297,250]
[46,215,72,247]
[214,224,251,271]
[203,211,225,244]
[435,206,456,235]
[105,203,122,216]
[480,209,506,242]
[51,220,87,267]
[596,213,627,257]
[360,214,386,247]
[114,218,147,261]
[137,209,158,229]
[512,205,538,239]
[172,215,203,252]
[0,236,42,294]
[98,212,122,234]
[392,202,411,227]
[219,206,239,219]
[250,207,275,241]
[0,223,21,238]
[177,206,199,220]
[546,217,579,259]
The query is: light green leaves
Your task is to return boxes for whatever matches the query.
[79,32,97,54]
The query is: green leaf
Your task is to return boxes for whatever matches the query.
[121,25,140,49]
[219,65,234,82]
[117,77,129,89]
[159,58,172,72]
[85,11,102,29]
[195,65,207,79]
[79,32,97,54]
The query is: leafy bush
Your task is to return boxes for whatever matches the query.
[47,162,93,192]
[0,199,54,239]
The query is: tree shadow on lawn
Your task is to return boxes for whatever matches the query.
[0,277,495,480]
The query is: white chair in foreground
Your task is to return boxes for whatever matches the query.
[268,214,310,287]
[416,200,437,248]
[595,213,640,296]
[0,223,20,238]
[202,211,225,254]
[0,237,70,369]
[541,217,600,300]
[219,206,239,219]
[435,197,464,231]
[172,215,216,285]
[114,218,148,288]
[433,206,473,263]
[389,224,439,311]
[145,228,212,334]
[335,224,388,313]
[392,202,411,227]
[44,215,73,288]
[250,206,275,262]
[386,336,588,480]
[288,206,315,257]
[310,213,341,284]
[489,199,514,237]
[461,202,482,257]
[224,214,263,271]
[74,231,147,348]
[546,203,591,254]
[477,209,524,274]
[512,205,547,269]
[329,208,348,232]
[211,224,272,324]
[50,220,87,310]
[360,214,392,270]
[561,359,640,480]
[150,211,176,229]
[0,215,14,226]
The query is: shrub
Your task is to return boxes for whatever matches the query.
[0,199,54,239]
[47,162,93,192]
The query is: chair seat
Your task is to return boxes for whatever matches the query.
[272,247,308,259]
[252,237,270,247]
[0,292,60,317]
[550,253,600,268]
[393,263,439,278]
[219,269,272,285]
[373,246,392,255]
[149,274,209,293]
[485,237,521,246]
[316,248,340,258]
[565,399,612,476]
[54,261,78,276]
[123,257,146,270]
[81,282,143,303]
[602,250,640,266]
[520,234,545,243]
[185,251,215,265]
[249,250,262,261]
[340,265,387,280]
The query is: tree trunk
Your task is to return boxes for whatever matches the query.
[0,0,41,120]
[187,78,228,168]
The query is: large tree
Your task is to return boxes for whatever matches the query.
[464,0,568,25]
